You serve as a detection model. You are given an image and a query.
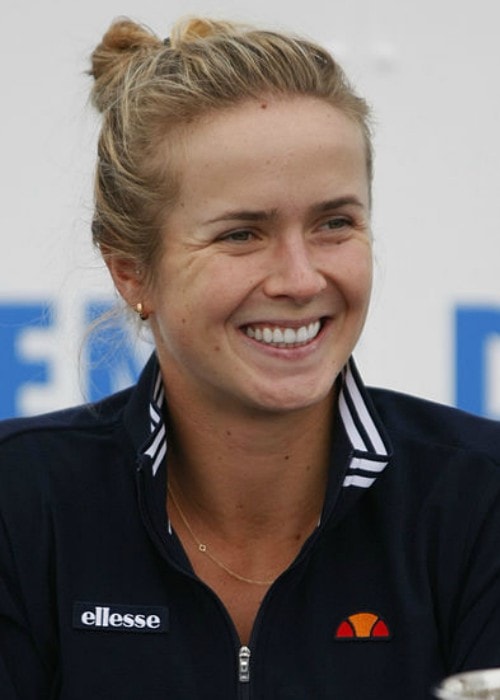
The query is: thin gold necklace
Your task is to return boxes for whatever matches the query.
[167,484,275,586]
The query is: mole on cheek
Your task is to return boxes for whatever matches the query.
[260,102,268,109]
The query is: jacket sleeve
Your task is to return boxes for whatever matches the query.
[0,512,53,699]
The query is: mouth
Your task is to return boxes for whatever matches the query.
[242,318,325,348]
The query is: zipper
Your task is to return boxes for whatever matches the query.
[238,646,251,698]
[238,645,251,682]
[137,468,258,697]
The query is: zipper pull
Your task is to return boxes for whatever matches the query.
[238,646,251,683]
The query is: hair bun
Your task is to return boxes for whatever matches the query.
[170,17,237,48]
[90,18,162,113]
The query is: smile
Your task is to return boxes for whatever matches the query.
[244,320,322,348]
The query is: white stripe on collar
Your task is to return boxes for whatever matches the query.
[144,369,167,476]
[339,358,391,488]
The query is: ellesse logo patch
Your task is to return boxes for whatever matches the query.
[335,611,391,641]
[73,602,168,633]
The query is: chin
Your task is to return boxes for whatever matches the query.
[247,380,334,415]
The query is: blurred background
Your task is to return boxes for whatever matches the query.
[1,0,499,419]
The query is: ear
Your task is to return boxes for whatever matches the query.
[104,251,146,310]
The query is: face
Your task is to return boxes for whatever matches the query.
[144,96,372,415]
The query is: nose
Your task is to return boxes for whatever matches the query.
[263,233,327,302]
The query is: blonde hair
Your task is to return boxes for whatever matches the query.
[89,17,372,284]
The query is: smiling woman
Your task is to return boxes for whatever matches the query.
[1,14,500,700]
[108,97,372,416]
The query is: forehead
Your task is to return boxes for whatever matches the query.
[181,96,365,161]
[171,96,369,211]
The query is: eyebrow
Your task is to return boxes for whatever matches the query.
[310,197,365,215]
[205,197,365,225]
[205,209,278,224]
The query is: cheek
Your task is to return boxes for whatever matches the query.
[183,259,261,313]
[334,246,373,303]
[152,263,251,336]
[359,256,373,298]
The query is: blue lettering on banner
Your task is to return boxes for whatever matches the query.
[455,305,500,418]
[0,301,146,420]
[0,304,52,419]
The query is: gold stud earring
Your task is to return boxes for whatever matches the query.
[135,302,149,321]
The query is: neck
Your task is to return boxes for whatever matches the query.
[164,387,334,541]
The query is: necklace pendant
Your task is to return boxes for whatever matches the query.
[168,484,276,586]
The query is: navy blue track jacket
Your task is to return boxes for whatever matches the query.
[1,354,500,699]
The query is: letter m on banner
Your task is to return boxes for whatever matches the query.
[455,305,500,418]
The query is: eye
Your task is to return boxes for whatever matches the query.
[219,229,255,243]
[322,216,352,231]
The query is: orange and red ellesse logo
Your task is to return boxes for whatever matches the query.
[335,612,391,641]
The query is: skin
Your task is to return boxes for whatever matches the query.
[113,96,372,416]
[108,95,373,643]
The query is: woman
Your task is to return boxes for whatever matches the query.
[1,16,500,699]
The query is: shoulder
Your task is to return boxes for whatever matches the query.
[0,353,159,497]
[368,387,500,464]
[365,390,500,580]
[365,388,500,529]
[0,387,132,445]
[0,387,134,487]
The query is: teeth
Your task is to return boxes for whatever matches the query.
[273,328,284,343]
[245,320,322,347]
[296,326,308,343]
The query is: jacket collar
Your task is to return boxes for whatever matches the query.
[122,353,167,474]
[127,354,392,493]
